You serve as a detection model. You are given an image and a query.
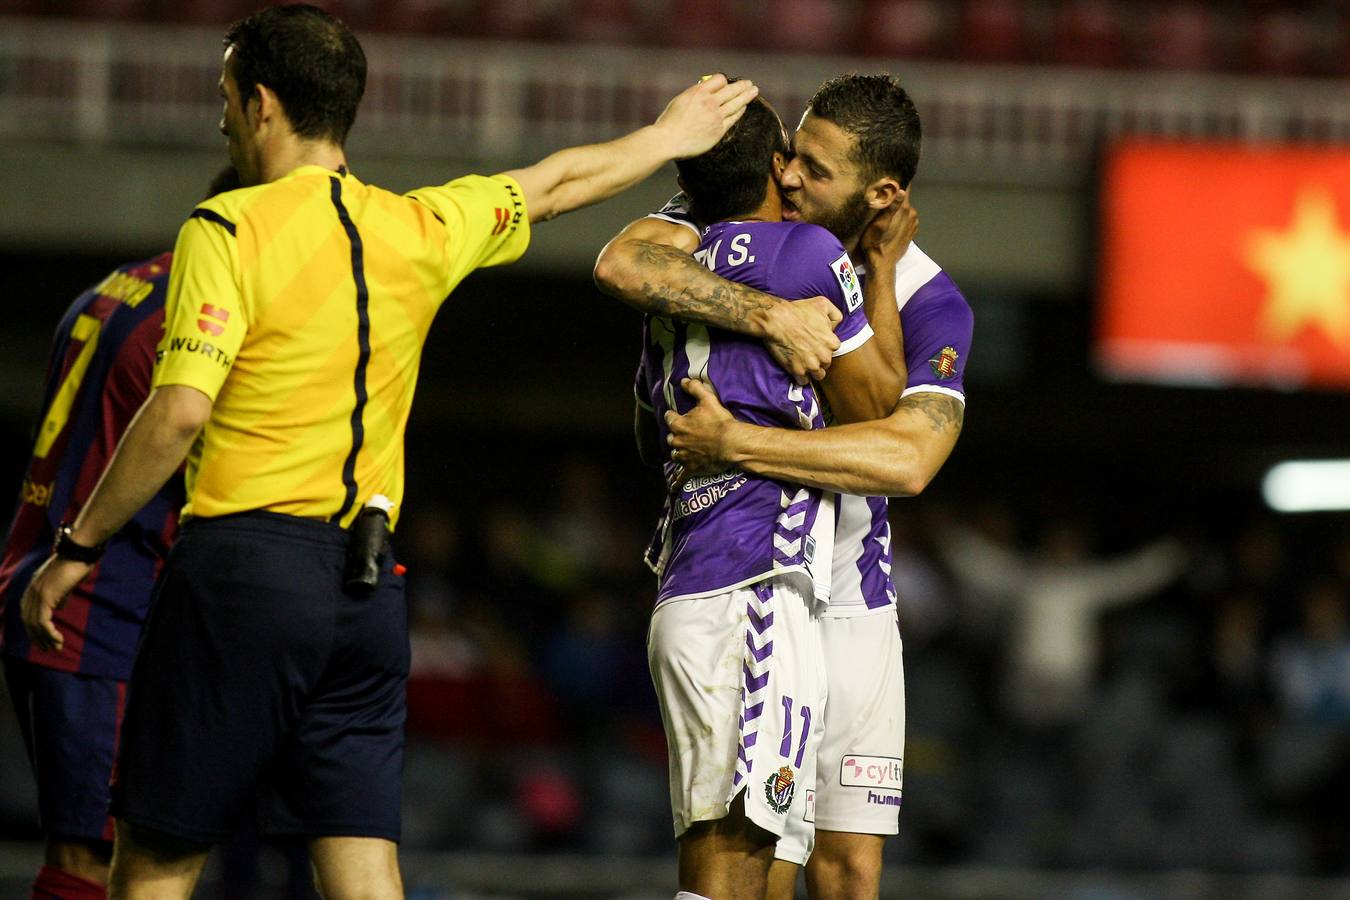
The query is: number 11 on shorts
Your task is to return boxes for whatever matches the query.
[778,696,812,768]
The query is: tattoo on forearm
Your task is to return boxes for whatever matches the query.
[903,393,964,434]
[633,241,770,330]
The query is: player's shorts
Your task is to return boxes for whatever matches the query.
[776,605,905,865]
[3,657,125,844]
[110,510,408,844]
[648,574,825,840]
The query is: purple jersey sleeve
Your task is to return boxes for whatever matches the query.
[773,225,871,353]
[900,272,973,398]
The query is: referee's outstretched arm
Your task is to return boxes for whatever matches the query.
[504,74,758,223]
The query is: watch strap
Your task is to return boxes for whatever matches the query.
[53,524,105,564]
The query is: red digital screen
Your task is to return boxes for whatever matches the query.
[1097,141,1350,389]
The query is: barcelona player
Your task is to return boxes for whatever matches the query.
[0,168,238,900]
[18,5,756,898]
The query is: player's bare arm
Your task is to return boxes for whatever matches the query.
[504,74,758,223]
[594,217,843,384]
[812,196,919,423]
[859,191,918,360]
[668,377,963,497]
[20,385,212,651]
[812,323,902,424]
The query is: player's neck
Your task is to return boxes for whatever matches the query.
[723,181,783,224]
[260,136,348,184]
[845,232,866,261]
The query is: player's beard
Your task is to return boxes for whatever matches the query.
[812,187,871,250]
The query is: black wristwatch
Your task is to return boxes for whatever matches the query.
[53,523,106,564]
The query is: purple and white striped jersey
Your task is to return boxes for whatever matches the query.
[636,218,874,606]
[831,244,973,615]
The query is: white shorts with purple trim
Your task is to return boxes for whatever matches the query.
[776,605,906,864]
[648,574,825,839]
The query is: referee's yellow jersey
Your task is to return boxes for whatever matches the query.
[152,165,530,529]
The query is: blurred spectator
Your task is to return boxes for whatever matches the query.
[541,589,636,729]
[1229,517,1285,584]
[1269,579,1350,726]
[534,453,641,591]
[940,516,1187,726]
[942,498,1020,647]
[1205,591,1269,716]
[403,502,467,625]
[471,500,557,611]
[515,760,585,848]
[1265,578,1350,874]
[888,511,956,646]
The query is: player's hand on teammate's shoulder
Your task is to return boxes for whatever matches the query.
[654,74,759,160]
[862,190,919,267]
[20,555,90,652]
[666,377,737,478]
[764,295,842,385]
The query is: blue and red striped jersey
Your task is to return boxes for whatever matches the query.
[0,252,182,680]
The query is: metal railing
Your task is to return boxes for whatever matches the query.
[1,17,1348,183]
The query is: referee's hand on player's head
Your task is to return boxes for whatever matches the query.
[655,74,759,161]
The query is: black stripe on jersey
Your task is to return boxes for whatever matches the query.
[188,208,237,236]
[329,176,371,525]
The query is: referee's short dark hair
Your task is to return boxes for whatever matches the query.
[807,74,921,189]
[676,92,789,226]
[224,3,367,146]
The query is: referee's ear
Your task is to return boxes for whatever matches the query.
[251,82,287,135]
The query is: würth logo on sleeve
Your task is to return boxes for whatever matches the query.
[491,207,512,236]
[197,304,230,336]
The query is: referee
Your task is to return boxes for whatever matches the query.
[18,4,757,897]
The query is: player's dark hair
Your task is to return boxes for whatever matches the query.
[807,74,921,188]
[203,166,242,200]
[675,93,789,225]
[224,4,366,145]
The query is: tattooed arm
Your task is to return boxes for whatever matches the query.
[665,378,964,497]
[594,216,842,383]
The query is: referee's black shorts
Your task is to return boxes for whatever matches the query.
[111,510,408,844]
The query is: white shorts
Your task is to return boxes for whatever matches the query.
[776,605,905,864]
[648,575,825,839]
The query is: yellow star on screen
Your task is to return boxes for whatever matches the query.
[1242,186,1350,349]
